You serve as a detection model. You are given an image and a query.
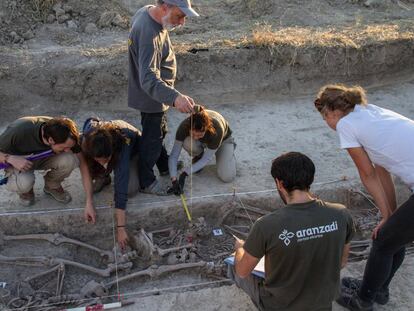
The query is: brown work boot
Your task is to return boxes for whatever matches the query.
[93,175,111,193]
[19,189,35,207]
[44,186,72,204]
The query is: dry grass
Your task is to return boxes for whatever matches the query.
[81,44,128,59]
[245,23,414,49]
[31,0,57,21]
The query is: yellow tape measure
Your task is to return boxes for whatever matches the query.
[180,194,192,222]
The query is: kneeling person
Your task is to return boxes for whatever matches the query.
[81,118,141,249]
[230,152,355,311]
[0,116,80,206]
[168,105,236,195]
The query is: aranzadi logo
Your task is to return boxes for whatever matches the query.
[279,221,339,246]
[279,230,295,246]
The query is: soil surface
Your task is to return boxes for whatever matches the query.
[1,0,414,310]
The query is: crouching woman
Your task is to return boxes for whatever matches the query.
[81,118,141,249]
[168,105,236,195]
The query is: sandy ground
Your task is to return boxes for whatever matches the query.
[1,78,414,310]
[1,77,413,215]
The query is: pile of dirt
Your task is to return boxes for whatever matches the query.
[238,0,414,19]
[0,0,131,45]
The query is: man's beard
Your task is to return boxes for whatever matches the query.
[277,189,288,205]
[162,12,179,31]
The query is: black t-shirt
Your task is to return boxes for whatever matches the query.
[244,199,355,311]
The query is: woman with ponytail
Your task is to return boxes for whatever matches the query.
[168,105,236,195]
[315,84,414,310]
[81,118,141,249]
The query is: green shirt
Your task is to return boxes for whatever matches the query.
[175,109,232,150]
[243,199,355,311]
[0,116,52,155]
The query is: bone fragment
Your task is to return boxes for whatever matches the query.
[157,244,193,256]
[0,254,131,277]
[0,232,114,262]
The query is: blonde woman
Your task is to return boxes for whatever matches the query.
[315,84,414,310]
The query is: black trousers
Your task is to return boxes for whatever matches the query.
[138,112,169,189]
[359,194,414,301]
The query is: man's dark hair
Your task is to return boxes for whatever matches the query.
[43,117,79,144]
[271,152,315,192]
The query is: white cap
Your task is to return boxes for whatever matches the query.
[163,0,200,17]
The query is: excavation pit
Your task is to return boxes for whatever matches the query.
[1,183,413,310]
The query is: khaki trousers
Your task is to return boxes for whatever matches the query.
[6,152,79,194]
[182,136,237,182]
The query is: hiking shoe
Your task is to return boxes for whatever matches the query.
[336,290,374,311]
[44,186,72,204]
[93,175,111,193]
[160,161,184,177]
[342,277,389,305]
[140,180,169,196]
[19,189,35,206]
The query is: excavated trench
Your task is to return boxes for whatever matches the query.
[1,185,413,311]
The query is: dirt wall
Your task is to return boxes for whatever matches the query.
[1,37,413,121]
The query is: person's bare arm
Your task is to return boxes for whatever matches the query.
[341,243,350,269]
[0,151,33,171]
[115,209,128,250]
[234,238,260,278]
[374,165,397,213]
[77,153,96,224]
[347,147,391,238]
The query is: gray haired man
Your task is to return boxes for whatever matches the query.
[128,0,199,195]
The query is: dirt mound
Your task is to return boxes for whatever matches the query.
[0,0,131,45]
[237,0,414,24]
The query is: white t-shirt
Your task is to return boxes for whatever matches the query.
[336,104,414,191]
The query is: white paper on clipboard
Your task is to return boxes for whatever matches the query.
[224,256,265,279]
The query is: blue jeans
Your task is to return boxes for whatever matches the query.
[138,112,169,189]
[359,195,414,301]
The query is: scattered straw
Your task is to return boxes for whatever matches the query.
[81,44,128,59]
[31,0,57,21]
[245,23,414,49]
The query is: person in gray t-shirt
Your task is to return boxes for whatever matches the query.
[128,0,199,195]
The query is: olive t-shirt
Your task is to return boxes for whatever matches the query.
[0,116,52,155]
[243,199,355,311]
[175,110,232,150]
[0,116,80,155]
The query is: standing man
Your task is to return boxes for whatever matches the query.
[128,0,199,195]
[229,152,355,311]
